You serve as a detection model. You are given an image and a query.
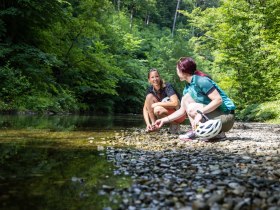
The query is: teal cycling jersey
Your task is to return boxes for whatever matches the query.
[183,75,236,113]
[183,83,189,96]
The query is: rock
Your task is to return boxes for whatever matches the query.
[192,200,209,210]
[104,123,280,209]
[207,194,224,206]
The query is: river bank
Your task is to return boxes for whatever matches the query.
[100,122,280,209]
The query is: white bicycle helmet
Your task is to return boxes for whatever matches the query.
[195,119,222,139]
[161,97,170,102]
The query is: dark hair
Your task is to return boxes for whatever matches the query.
[148,68,164,89]
[177,57,197,75]
[195,70,212,79]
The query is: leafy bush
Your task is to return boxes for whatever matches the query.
[237,100,280,123]
[22,91,78,114]
[0,64,31,111]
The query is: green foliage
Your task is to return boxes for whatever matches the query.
[22,90,78,114]
[238,100,280,123]
[142,25,194,93]
[0,64,30,110]
[184,0,280,110]
[0,0,127,113]
[0,0,279,123]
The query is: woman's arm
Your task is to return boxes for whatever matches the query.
[143,99,157,132]
[200,89,222,114]
[193,89,222,127]
[154,95,188,128]
[143,102,150,126]
[151,94,179,109]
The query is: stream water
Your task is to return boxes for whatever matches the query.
[0,114,145,210]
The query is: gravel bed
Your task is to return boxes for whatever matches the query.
[102,122,280,210]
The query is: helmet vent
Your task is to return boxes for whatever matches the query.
[195,119,222,139]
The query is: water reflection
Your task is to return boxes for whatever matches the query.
[0,114,140,210]
[0,114,145,131]
[0,145,129,210]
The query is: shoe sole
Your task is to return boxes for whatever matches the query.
[180,138,193,142]
[202,137,227,142]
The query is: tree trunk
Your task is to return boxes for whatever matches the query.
[130,8,133,31]
[117,0,120,11]
[191,0,197,37]
[171,0,181,37]
[145,12,150,25]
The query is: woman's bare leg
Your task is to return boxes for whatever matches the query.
[145,94,159,124]
[187,103,204,130]
[153,106,169,119]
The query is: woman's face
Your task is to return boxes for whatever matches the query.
[176,67,186,81]
[148,71,160,87]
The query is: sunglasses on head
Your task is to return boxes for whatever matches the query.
[149,68,158,72]
[177,57,187,63]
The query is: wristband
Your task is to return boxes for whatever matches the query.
[197,110,203,115]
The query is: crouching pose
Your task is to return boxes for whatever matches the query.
[154,57,236,141]
[143,68,186,134]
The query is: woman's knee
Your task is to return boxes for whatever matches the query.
[153,106,168,117]
[145,94,157,105]
[221,114,235,132]
[187,103,199,117]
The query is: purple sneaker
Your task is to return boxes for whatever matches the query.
[179,130,196,141]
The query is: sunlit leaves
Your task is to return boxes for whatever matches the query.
[183,0,280,107]
[122,34,143,54]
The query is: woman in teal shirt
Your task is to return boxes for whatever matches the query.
[154,57,236,141]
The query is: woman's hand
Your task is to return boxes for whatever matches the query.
[146,124,158,132]
[194,112,202,129]
[154,117,169,129]
[146,124,153,132]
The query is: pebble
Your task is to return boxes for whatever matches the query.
[102,122,280,209]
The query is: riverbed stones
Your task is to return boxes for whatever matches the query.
[101,122,280,209]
